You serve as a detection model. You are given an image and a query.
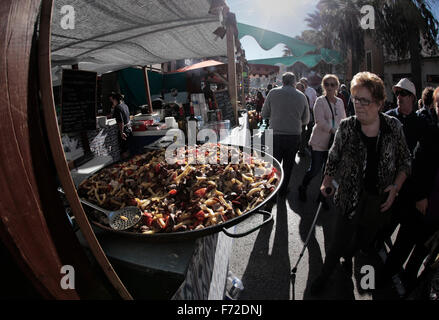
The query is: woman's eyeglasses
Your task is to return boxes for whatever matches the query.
[352,96,373,106]
[324,82,337,88]
[395,90,411,97]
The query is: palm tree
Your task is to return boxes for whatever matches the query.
[303,0,438,91]
[372,0,439,95]
[316,0,366,75]
[295,30,325,48]
[304,10,338,50]
[303,1,366,76]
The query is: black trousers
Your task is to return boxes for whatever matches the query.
[374,184,411,245]
[299,121,313,153]
[321,190,390,277]
[301,150,328,188]
[273,134,300,193]
[384,202,439,287]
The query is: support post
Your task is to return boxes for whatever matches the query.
[38,0,133,300]
[240,65,245,106]
[226,25,238,124]
[142,66,153,114]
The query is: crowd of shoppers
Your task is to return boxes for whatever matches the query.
[259,71,439,299]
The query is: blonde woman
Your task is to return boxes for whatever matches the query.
[298,74,346,205]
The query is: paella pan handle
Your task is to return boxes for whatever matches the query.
[222,210,273,238]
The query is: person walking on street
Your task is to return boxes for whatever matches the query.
[262,72,310,198]
[374,79,426,255]
[300,77,317,112]
[381,87,439,296]
[298,74,346,208]
[310,72,411,295]
[265,84,273,98]
[255,91,265,126]
[338,84,350,114]
[385,78,424,155]
[417,87,437,126]
[296,82,312,157]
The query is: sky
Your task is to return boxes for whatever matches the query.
[226,0,439,61]
[226,0,320,60]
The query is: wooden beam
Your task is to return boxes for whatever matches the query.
[226,25,238,124]
[0,0,78,299]
[241,69,245,106]
[38,0,133,300]
[28,32,111,299]
[142,66,153,114]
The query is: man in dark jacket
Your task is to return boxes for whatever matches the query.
[385,78,424,155]
[382,87,439,296]
[374,79,429,277]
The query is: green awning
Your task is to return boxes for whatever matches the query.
[237,22,316,57]
[320,48,343,65]
[237,23,343,67]
[249,54,331,68]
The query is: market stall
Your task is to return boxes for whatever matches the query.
[0,0,268,300]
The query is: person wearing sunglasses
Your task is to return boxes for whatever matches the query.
[310,72,411,295]
[373,79,428,262]
[385,78,424,155]
[381,86,439,297]
[298,74,346,206]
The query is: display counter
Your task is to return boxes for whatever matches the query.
[131,128,175,155]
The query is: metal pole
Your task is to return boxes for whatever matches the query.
[143,66,153,114]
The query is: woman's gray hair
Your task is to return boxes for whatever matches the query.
[282,72,296,86]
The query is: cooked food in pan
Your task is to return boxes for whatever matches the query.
[78,143,279,234]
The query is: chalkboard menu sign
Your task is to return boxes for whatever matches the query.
[213,90,236,127]
[61,69,97,133]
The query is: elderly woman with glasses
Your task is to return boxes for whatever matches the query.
[298,74,346,205]
[310,72,412,295]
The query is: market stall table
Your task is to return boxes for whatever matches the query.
[71,111,251,299]
[131,129,172,155]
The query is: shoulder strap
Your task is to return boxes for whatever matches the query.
[325,96,335,127]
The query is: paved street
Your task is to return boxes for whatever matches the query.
[228,152,401,300]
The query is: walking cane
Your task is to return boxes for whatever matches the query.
[290,187,333,300]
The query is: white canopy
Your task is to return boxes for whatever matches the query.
[51,0,228,74]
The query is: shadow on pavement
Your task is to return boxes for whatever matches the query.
[238,196,291,300]
[286,156,356,300]
[234,153,401,300]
